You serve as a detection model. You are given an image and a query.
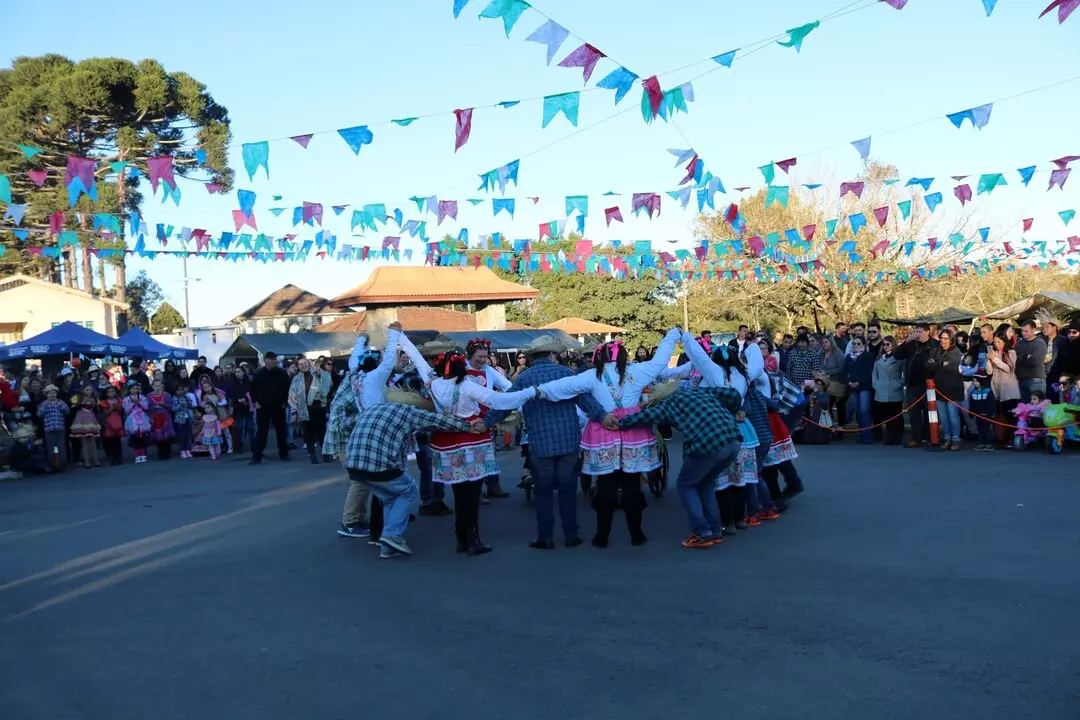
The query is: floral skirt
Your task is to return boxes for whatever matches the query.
[579,407,661,476]
[430,426,497,485]
[70,408,101,438]
[763,412,798,467]
[715,446,759,491]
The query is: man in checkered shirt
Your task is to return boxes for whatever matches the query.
[337,400,484,558]
[618,386,744,549]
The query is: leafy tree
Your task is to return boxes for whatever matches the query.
[125,270,164,330]
[149,301,185,333]
[0,55,232,297]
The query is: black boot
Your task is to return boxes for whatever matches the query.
[455,526,468,554]
[466,527,492,556]
[624,492,648,546]
[592,505,614,548]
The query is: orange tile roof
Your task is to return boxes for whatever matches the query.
[330,266,538,308]
[316,307,530,333]
[540,317,625,335]
[231,284,350,322]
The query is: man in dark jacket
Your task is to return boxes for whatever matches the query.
[894,323,940,447]
[249,351,292,464]
[1014,320,1048,402]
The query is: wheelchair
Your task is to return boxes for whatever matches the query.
[579,430,669,499]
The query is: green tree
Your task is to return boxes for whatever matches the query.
[0,55,232,297]
[125,270,164,330]
[149,301,185,333]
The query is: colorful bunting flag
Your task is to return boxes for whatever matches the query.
[493,198,515,217]
[765,186,790,209]
[454,108,473,151]
[565,195,588,217]
[1023,218,1034,231]
[338,125,374,154]
[641,76,663,119]
[925,192,943,212]
[1049,168,1071,190]
[437,200,459,225]
[596,67,638,104]
[542,92,580,128]
[478,0,531,37]
[1039,0,1079,23]
[849,213,867,236]
[840,181,864,198]
[977,173,1007,194]
[712,50,737,67]
[946,103,993,130]
[759,164,776,185]
[28,169,47,186]
[16,144,42,159]
[453,0,470,19]
[881,0,909,10]
[241,141,270,180]
[605,206,623,226]
[873,206,889,227]
[776,158,797,174]
[525,19,569,64]
[954,183,973,205]
[291,134,313,148]
[1061,209,1076,225]
[851,137,872,160]
[898,200,912,220]
[776,21,819,52]
[558,43,606,83]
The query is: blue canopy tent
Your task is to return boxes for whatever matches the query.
[117,327,199,360]
[0,321,131,361]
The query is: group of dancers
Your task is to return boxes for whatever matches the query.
[323,322,805,559]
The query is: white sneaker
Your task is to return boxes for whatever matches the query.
[378,536,412,555]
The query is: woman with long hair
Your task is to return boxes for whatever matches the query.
[288,357,328,464]
[872,336,906,445]
[536,328,682,547]
[987,332,1022,447]
[399,340,537,555]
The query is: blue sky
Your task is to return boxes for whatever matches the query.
[6,0,1079,325]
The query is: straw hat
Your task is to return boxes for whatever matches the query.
[417,339,462,358]
[641,379,681,407]
[43,384,59,395]
[522,334,568,357]
[386,388,436,412]
[12,423,36,442]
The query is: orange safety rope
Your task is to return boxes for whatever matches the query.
[800,393,926,433]
[933,389,1080,431]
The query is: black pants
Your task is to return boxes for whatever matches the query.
[592,470,646,540]
[906,386,928,443]
[452,479,483,533]
[762,461,802,498]
[156,440,172,460]
[716,486,745,527]
[369,496,384,541]
[102,437,123,464]
[302,406,326,458]
[877,401,904,444]
[254,405,289,460]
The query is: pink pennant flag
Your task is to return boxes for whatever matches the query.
[802,224,816,243]
[147,156,176,192]
[1003,242,1014,255]
[28,169,48,186]
[870,239,890,258]
[642,76,663,117]
[204,182,223,194]
[1039,0,1079,23]
[840,181,864,198]
[605,206,623,226]
[303,202,323,225]
[454,108,473,152]
[1049,168,1071,190]
[538,221,554,240]
[291,134,313,148]
[928,237,939,251]
[232,210,257,232]
[954,183,973,205]
[437,200,459,225]
[530,197,540,204]
[776,157,797,174]
[1023,218,1034,232]
[679,155,699,185]
[1051,155,1080,169]
[49,211,64,235]
[27,247,44,257]
[557,43,606,83]
[873,206,889,227]
[1068,236,1080,252]
[748,236,765,255]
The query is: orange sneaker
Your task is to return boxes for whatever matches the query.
[745,514,762,527]
[681,534,719,548]
[759,508,781,520]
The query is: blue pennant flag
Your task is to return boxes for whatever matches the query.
[712,50,737,67]
[906,177,934,191]
[542,92,580,128]
[497,100,520,108]
[493,198,515,217]
[946,103,993,130]
[478,0,530,37]
[237,189,256,217]
[338,125,374,154]
[525,19,569,64]
[596,67,638,105]
[453,0,469,18]
[1018,165,1037,186]
[924,192,943,212]
[851,136,871,160]
[848,213,867,236]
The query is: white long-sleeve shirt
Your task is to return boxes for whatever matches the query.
[539,328,682,411]
[430,378,535,418]
[346,329,402,409]
[467,364,512,392]
[681,330,762,398]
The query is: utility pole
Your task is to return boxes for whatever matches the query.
[182,254,191,328]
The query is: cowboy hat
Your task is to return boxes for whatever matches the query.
[385,388,436,412]
[12,423,36,442]
[641,379,681,407]
[417,339,462,358]
[43,384,59,394]
[522,334,568,357]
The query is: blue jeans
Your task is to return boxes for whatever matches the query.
[938,401,961,442]
[416,437,444,503]
[1018,378,1046,403]
[349,472,417,540]
[677,443,739,538]
[745,444,775,514]
[851,389,873,443]
[233,413,253,451]
[530,452,580,542]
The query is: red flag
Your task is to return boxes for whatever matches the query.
[1023,218,1034,232]
[454,108,473,152]
[802,224,816,243]
[642,76,663,117]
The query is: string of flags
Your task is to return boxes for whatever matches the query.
[881,0,1076,22]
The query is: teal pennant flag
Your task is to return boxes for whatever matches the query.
[478,0,531,37]
[542,92,580,128]
[765,185,789,209]
[776,21,820,52]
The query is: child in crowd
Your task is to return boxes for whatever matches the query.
[146,380,175,460]
[99,386,126,465]
[123,382,151,464]
[70,385,102,468]
[200,399,223,460]
[172,386,195,458]
[8,424,51,475]
[36,384,69,469]
[801,378,833,445]
[968,374,998,451]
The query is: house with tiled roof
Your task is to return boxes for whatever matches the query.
[329,267,537,345]
[316,307,531,334]
[229,284,353,334]
[540,317,625,342]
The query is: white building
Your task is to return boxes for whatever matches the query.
[0,274,129,344]
[153,325,240,368]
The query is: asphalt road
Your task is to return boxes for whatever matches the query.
[2,441,1079,720]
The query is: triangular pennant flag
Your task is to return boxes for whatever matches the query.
[437,200,459,225]
[525,19,570,65]
[269,208,285,217]
[28,169,47,186]
[557,43,606,83]
[1018,165,1037,186]
[453,0,470,19]
[873,206,889,227]
[290,134,313,148]
[898,200,912,220]
[241,141,270,180]
[3,203,26,225]
[1060,209,1076,225]
[565,195,588,217]
[1049,168,1071,190]
[493,198,515,217]
[954,183,973,205]
[302,201,323,226]
[765,186,789,209]
[392,117,418,127]
[596,66,638,104]
[541,92,580,128]
[982,0,999,14]
[712,49,737,67]
[16,144,43,159]
[840,181,864,198]
[454,108,473,151]
[848,212,867,236]
[776,158,797,174]
[776,21,820,52]
[946,103,993,130]
[906,177,934,191]
[605,206,623,226]
[802,224,817,243]
[338,125,374,154]
[1023,217,1034,232]
[146,156,176,192]
[977,173,1007,194]
[232,209,257,232]
[851,136,871,160]
[641,76,663,119]
[759,164,775,184]
[1039,0,1079,23]
[979,227,990,243]
[478,0,531,36]
[237,189,257,217]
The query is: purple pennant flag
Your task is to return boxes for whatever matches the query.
[840,181,864,198]
[147,156,176,192]
[454,108,473,151]
[557,43,606,84]
[880,0,908,8]
[1049,168,1071,190]
[205,183,223,194]
[1039,0,1079,23]
[954,183,973,205]
[302,201,323,226]
[437,200,459,225]
[605,206,623,226]
[64,156,95,191]
[1051,155,1080,169]
[381,236,400,251]
[28,169,48,186]
[631,192,661,218]
[291,134,313,149]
